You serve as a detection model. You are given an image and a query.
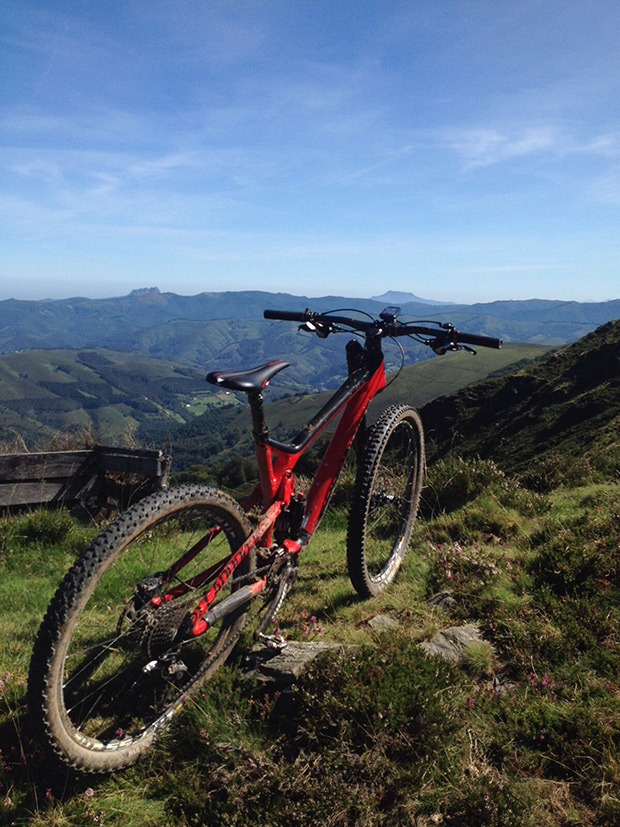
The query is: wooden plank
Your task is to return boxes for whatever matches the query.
[0,445,171,508]
[95,446,164,459]
[97,453,164,477]
[0,476,96,507]
[0,448,168,482]
[0,451,95,482]
[96,447,170,480]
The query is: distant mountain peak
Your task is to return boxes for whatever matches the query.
[371,290,454,306]
[129,287,161,296]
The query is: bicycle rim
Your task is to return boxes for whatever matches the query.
[30,486,253,771]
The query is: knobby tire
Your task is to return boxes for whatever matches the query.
[28,485,254,774]
[346,405,425,597]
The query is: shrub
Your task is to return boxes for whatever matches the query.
[520,450,608,492]
[474,671,620,803]
[425,504,522,546]
[461,639,497,677]
[426,541,507,594]
[290,640,467,779]
[423,456,549,518]
[530,511,620,597]
[151,642,470,826]
[436,774,532,826]
[20,508,76,546]
[422,456,493,515]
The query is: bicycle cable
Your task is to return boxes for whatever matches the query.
[319,307,376,336]
[383,336,406,389]
[321,307,376,323]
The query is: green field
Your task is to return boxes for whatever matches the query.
[0,348,212,448]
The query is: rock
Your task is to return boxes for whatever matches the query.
[419,624,487,665]
[367,614,399,632]
[427,591,457,611]
[244,641,348,686]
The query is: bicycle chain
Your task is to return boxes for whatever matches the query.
[148,554,291,703]
[187,556,294,675]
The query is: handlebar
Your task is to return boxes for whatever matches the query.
[263,308,503,351]
[452,331,503,349]
[263,309,310,322]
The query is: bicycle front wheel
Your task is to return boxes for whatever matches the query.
[28,485,252,774]
[346,405,424,598]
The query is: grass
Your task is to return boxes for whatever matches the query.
[1,461,619,825]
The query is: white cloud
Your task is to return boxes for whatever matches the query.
[443,125,560,168]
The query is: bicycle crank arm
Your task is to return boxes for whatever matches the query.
[191,577,267,636]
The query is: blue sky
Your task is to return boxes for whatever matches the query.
[1,0,619,303]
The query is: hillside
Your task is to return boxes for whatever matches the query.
[0,331,549,450]
[0,348,229,447]
[421,318,620,487]
[1,322,618,825]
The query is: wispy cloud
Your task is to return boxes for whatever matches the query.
[461,264,558,274]
[589,166,620,206]
[444,126,558,167]
[440,124,620,169]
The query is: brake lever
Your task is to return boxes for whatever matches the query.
[298,321,332,338]
[430,339,477,356]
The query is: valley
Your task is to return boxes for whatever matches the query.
[7,286,616,452]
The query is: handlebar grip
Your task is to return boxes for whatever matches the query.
[263,309,311,322]
[455,330,503,349]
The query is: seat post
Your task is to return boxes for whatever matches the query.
[248,391,278,505]
[248,391,269,443]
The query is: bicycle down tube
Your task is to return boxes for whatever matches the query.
[253,356,385,535]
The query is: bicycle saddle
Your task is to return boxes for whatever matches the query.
[206,360,290,393]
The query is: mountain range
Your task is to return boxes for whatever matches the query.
[2,289,619,356]
[1,288,618,459]
[370,290,456,306]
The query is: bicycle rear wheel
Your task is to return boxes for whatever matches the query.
[346,405,424,597]
[28,485,252,773]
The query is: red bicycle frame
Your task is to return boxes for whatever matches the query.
[144,305,503,637]
[157,335,388,636]
[252,343,386,539]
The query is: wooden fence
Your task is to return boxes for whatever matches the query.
[0,445,171,511]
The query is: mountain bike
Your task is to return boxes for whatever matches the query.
[28,306,502,773]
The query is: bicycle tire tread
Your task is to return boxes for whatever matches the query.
[28,484,251,773]
[346,405,424,597]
